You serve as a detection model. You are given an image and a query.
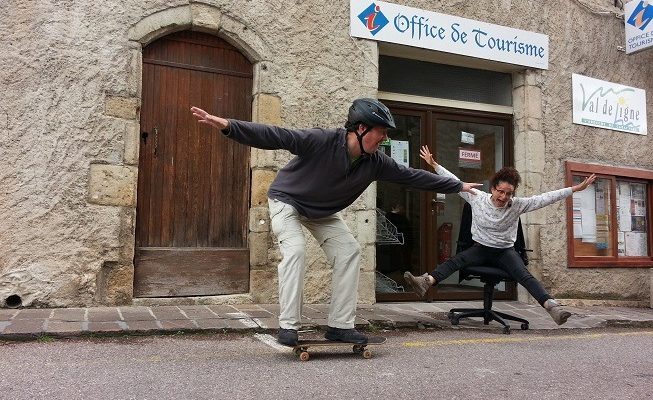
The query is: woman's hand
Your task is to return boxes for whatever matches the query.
[419,145,438,170]
[190,106,229,130]
[572,173,597,192]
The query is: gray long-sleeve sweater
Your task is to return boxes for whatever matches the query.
[224,120,463,218]
[435,165,573,248]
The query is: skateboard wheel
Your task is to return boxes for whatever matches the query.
[362,350,372,359]
[293,348,302,356]
[299,351,310,361]
[353,345,364,353]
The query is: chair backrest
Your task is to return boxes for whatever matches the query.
[455,202,528,266]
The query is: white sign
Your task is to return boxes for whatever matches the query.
[572,74,647,135]
[459,149,481,161]
[350,0,549,69]
[624,0,653,54]
[390,140,409,167]
[461,131,475,144]
[458,148,481,169]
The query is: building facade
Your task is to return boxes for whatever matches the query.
[0,0,651,308]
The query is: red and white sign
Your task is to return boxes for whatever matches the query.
[459,149,481,161]
[459,148,481,169]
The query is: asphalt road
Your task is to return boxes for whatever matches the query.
[1,328,652,399]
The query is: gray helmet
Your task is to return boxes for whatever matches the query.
[346,98,396,131]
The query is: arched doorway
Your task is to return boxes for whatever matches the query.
[134,31,253,297]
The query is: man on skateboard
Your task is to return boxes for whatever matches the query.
[191,99,481,346]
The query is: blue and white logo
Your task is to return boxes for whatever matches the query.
[357,3,389,36]
[627,1,653,30]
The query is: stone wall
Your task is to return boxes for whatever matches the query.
[0,0,651,307]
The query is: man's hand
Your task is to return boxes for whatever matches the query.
[419,145,438,170]
[461,182,483,195]
[572,173,597,192]
[190,106,229,130]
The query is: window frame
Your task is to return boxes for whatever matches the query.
[566,161,653,268]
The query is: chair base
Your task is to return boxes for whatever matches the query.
[448,307,529,334]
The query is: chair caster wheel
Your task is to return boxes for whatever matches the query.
[521,323,529,330]
[447,311,454,320]
[502,326,511,334]
[451,316,460,326]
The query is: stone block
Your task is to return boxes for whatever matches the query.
[127,6,192,44]
[126,46,142,98]
[524,84,542,119]
[190,2,222,30]
[359,243,376,272]
[525,224,541,260]
[521,171,543,198]
[358,271,375,305]
[249,231,269,268]
[251,148,277,169]
[250,269,278,303]
[95,262,133,306]
[252,93,282,125]
[354,209,377,245]
[249,206,270,233]
[251,169,276,207]
[123,122,140,165]
[88,164,137,206]
[512,70,526,89]
[105,96,139,120]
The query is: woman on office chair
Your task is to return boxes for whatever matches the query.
[404,145,596,325]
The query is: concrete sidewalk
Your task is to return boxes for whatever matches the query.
[1,301,653,340]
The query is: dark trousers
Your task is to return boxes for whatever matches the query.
[431,244,552,306]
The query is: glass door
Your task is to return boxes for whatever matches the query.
[430,114,515,300]
[376,110,426,301]
[375,104,515,302]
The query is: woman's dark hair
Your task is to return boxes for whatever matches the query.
[490,167,521,189]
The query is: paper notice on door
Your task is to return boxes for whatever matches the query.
[618,231,626,256]
[578,185,597,243]
[572,196,582,239]
[625,232,648,257]
[390,140,409,167]
[618,182,632,232]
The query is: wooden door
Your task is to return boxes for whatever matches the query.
[134,31,252,297]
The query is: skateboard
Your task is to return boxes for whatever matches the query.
[288,336,386,361]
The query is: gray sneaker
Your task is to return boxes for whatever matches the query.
[544,300,572,325]
[403,272,431,299]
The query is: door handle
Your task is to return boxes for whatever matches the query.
[153,127,158,157]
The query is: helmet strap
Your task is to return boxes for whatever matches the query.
[355,125,373,156]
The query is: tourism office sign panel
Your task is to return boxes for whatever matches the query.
[350,0,549,70]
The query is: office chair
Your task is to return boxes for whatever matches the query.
[447,202,530,334]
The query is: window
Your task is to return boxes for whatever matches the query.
[566,162,652,267]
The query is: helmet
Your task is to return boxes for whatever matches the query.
[346,98,396,130]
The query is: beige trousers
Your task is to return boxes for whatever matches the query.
[268,198,362,330]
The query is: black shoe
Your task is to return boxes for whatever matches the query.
[277,328,298,346]
[324,327,368,344]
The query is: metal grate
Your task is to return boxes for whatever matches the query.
[376,208,405,245]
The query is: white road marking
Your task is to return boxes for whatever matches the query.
[254,333,288,352]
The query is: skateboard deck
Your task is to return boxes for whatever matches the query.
[289,336,386,361]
